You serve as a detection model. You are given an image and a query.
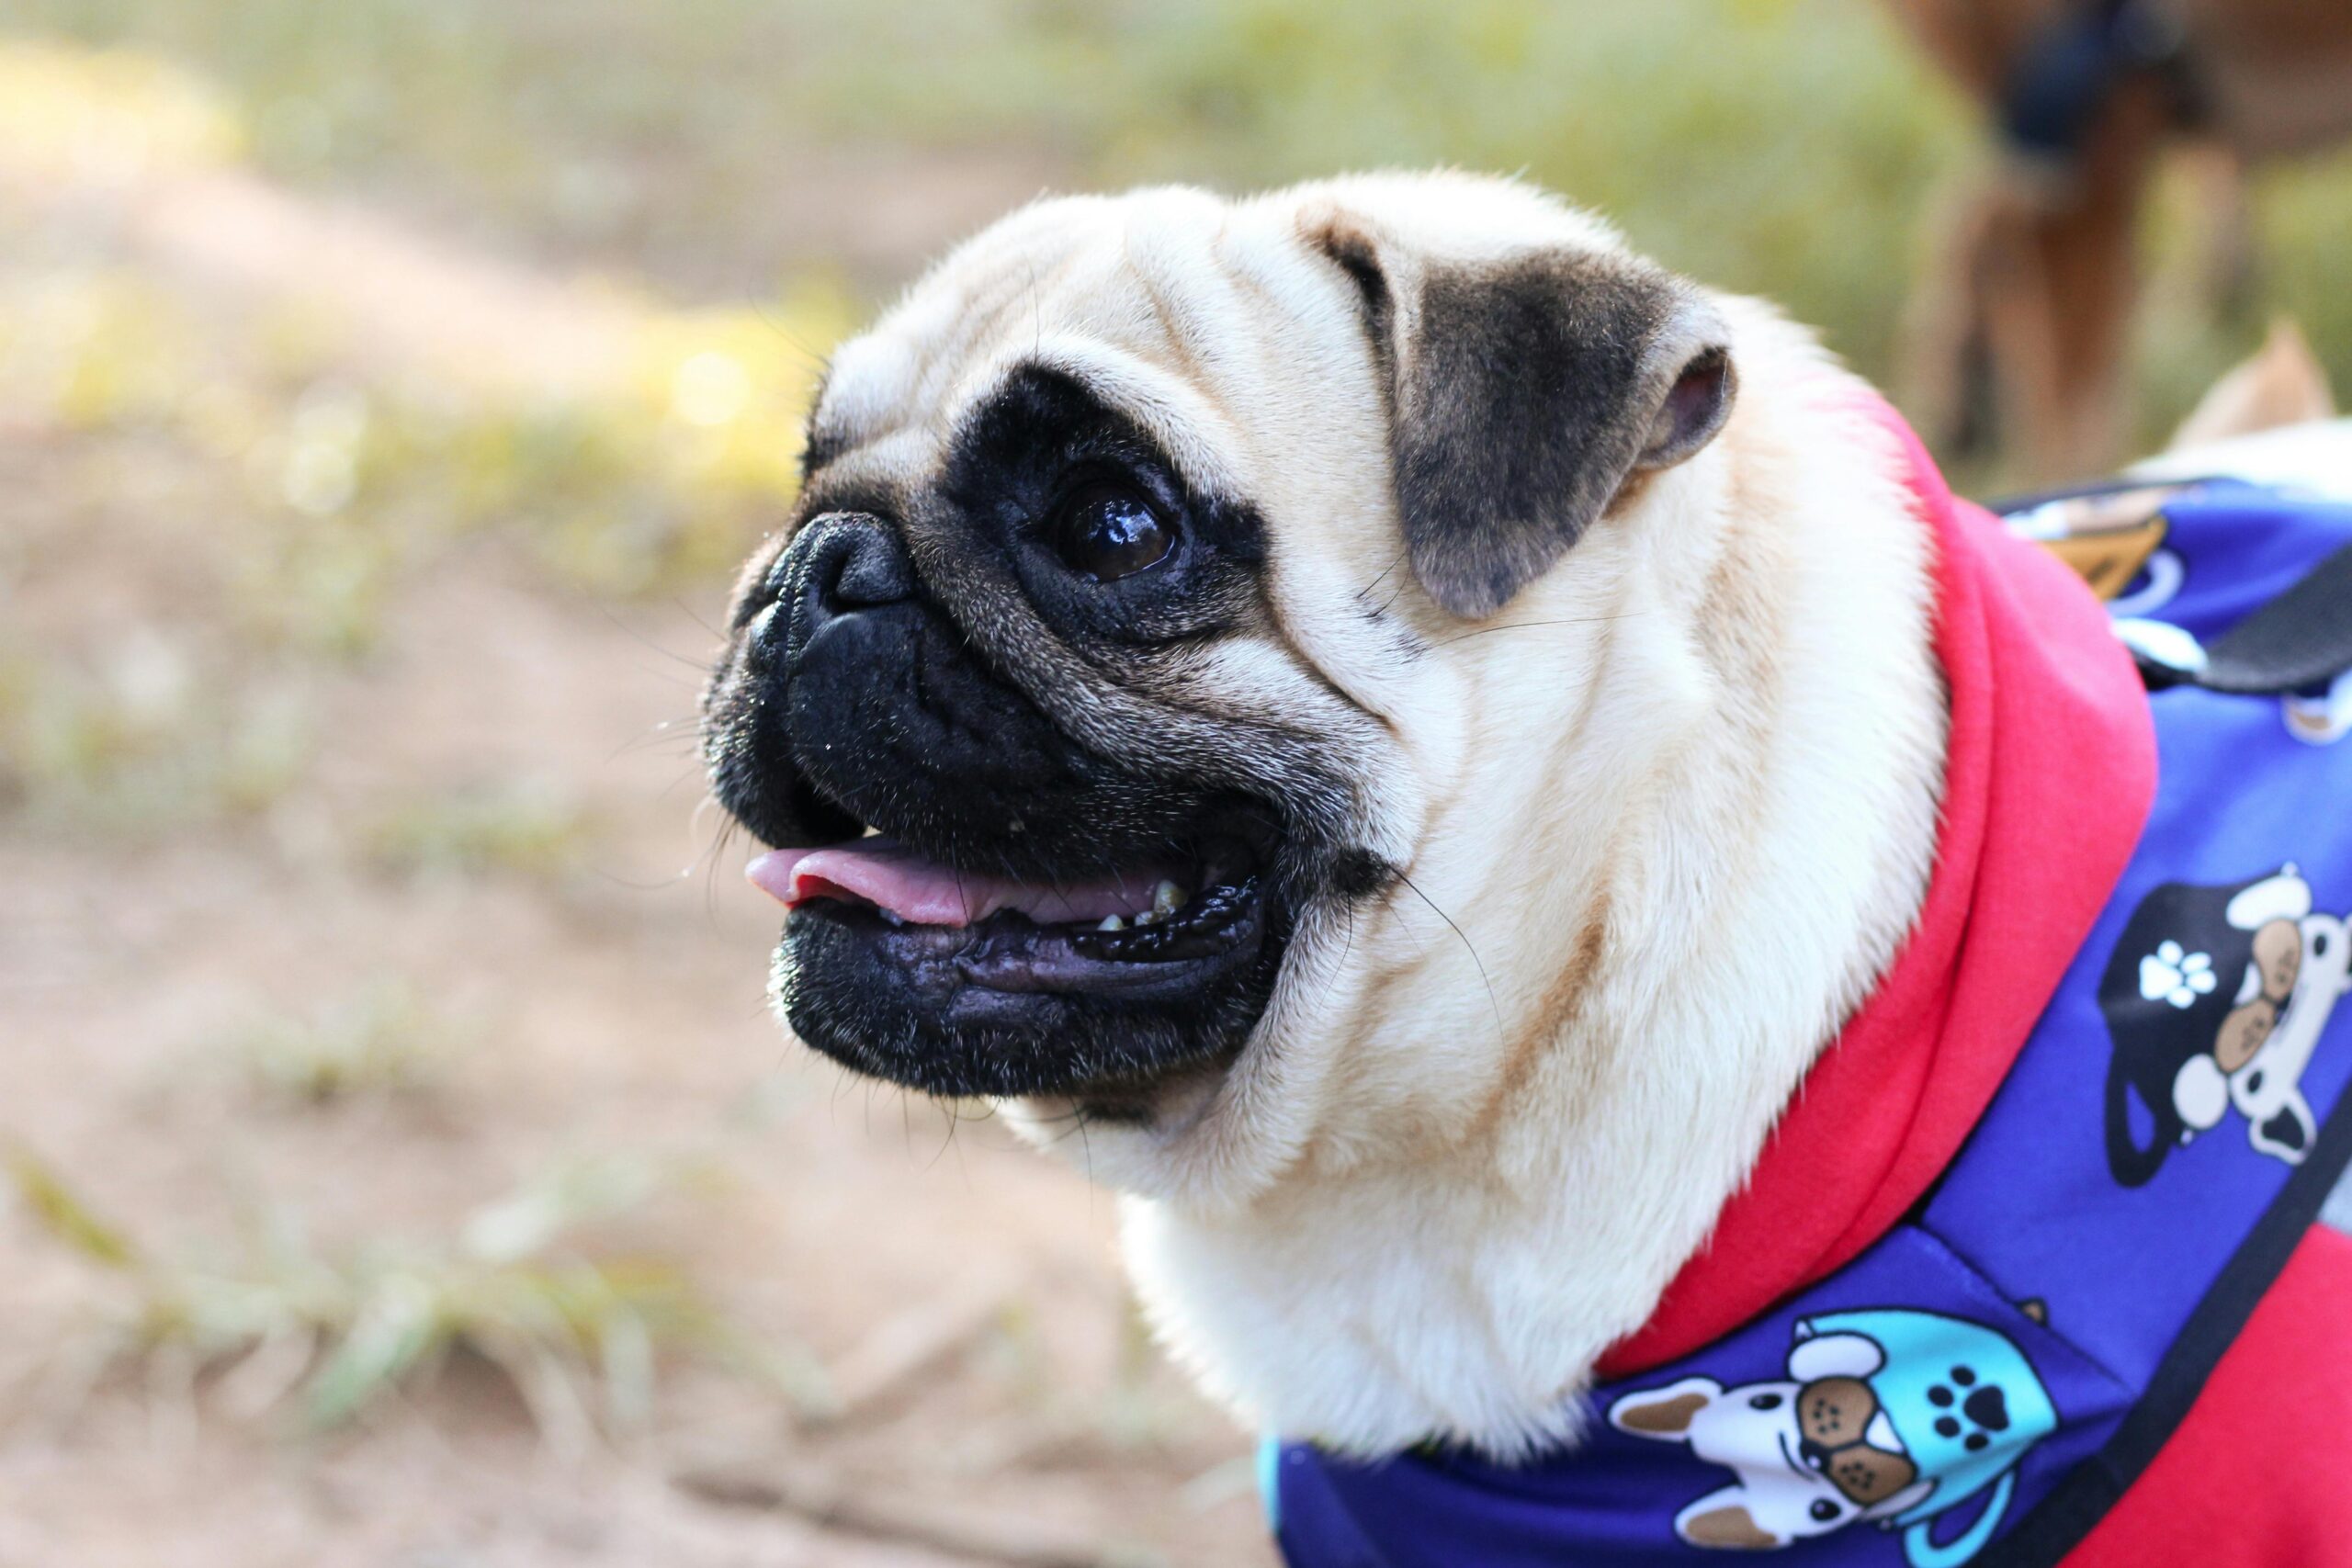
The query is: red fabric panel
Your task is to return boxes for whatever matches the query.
[2066,1224,2352,1567]
[1600,400,2158,1378]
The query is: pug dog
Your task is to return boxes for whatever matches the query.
[702,174,1947,1460]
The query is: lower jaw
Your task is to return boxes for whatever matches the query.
[1020,1051,1241,1127]
[772,898,1282,1103]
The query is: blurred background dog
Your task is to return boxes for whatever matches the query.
[1891,0,2350,479]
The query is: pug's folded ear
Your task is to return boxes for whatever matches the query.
[1312,219,1736,619]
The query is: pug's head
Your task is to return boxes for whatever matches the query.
[703,175,1743,1200]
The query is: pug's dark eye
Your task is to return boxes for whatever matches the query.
[1052,481,1173,581]
[1810,1499,1841,1522]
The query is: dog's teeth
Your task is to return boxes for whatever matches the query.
[1152,879,1187,916]
[1097,914,1126,931]
[1135,909,1159,927]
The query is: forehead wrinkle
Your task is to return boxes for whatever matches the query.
[1218,235,1367,393]
[1118,214,1249,398]
[947,331,1254,505]
[1204,232,1419,735]
[914,241,1100,414]
[1207,245,1375,485]
[820,222,1105,457]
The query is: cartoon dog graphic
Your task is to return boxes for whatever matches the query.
[2100,866,2352,1185]
[1609,1309,2058,1563]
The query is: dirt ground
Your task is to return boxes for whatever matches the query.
[0,63,1274,1568]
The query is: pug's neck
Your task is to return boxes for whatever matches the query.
[1114,319,1951,1461]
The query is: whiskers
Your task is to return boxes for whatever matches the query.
[1392,868,1507,1055]
[602,604,726,688]
[691,796,750,922]
[610,713,708,762]
[1428,609,1652,649]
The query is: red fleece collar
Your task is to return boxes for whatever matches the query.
[1595,399,2158,1379]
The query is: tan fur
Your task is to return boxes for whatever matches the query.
[1479,878,1616,1140]
[2172,318,2338,449]
[808,175,1948,1457]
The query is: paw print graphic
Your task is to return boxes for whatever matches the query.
[2139,940,2217,1010]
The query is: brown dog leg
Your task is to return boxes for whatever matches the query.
[1991,81,2168,480]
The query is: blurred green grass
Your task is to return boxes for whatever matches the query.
[0,40,852,835]
[215,976,456,1102]
[12,0,2352,434]
[6,1,2349,842]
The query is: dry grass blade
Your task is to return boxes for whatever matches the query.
[6,1145,141,1270]
[817,1262,1018,1426]
[677,1460,1119,1568]
[220,978,451,1103]
[3,1146,827,1440]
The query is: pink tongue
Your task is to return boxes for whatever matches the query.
[746,839,1178,927]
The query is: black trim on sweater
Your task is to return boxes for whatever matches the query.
[1985,1071,2352,1565]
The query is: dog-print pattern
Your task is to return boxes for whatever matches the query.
[2285,669,2352,746]
[1609,1309,2058,1563]
[2108,615,2207,683]
[2107,620,2352,748]
[2099,867,2352,1185]
[2103,547,2185,620]
[2052,505,2352,745]
[2003,491,2180,615]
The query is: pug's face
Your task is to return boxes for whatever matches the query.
[702,175,1736,1189]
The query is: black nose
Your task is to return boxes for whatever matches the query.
[804,513,913,615]
[762,513,915,658]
